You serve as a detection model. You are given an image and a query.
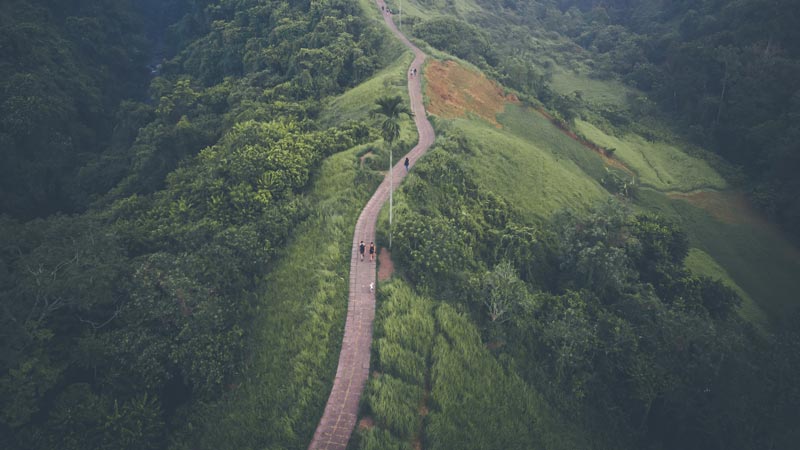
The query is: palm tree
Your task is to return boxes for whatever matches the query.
[371,95,412,147]
[371,95,412,248]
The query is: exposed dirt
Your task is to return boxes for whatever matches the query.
[424,59,518,126]
[358,416,375,431]
[667,190,765,226]
[377,248,395,281]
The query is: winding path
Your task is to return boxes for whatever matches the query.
[307,2,434,449]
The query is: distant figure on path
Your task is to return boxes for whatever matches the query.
[404,157,409,172]
[369,282,375,293]
[359,241,365,261]
[369,242,375,261]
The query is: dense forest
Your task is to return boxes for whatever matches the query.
[1,0,384,447]
[2,0,799,448]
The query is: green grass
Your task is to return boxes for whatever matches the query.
[638,189,800,326]
[181,145,381,449]
[357,279,597,450]
[321,52,413,126]
[550,66,633,108]
[576,120,728,192]
[498,103,609,182]
[684,248,770,331]
[453,117,609,221]
[383,0,481,21]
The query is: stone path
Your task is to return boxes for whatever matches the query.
[307,2,435,449]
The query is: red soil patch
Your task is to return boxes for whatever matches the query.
[536,107,635,176]
[358,416,375,431]
[667,190,766,226]
[377,248,395,281]
[424,59,518,126]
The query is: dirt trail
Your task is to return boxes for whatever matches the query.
[307,2,435,449]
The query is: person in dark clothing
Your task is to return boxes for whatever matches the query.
[359,241,365,261]
[369,242,375,261]
[404,157,410,172]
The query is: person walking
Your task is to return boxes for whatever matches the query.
[369,242,375,261]
[359,241,365,261]
[404,157,410,172]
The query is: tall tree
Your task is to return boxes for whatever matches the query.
[370,95,412,147]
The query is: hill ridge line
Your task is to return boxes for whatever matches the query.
[307,2,435,448]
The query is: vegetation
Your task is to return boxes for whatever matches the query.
[363,132,800,449]
[2,0,799,449]
[0,0,389,447]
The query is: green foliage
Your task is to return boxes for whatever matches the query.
[371,95,412,148]
[0,0,384,447]
[412,17,498,69]
[0,0,151,217]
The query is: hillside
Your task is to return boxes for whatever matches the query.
[0,0,798,449]
[356,0,800,449]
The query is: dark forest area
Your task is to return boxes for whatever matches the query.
[1,0,383,447]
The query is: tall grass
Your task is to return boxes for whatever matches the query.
[356,280,596,450]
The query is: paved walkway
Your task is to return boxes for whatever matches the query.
[307,2,435,449]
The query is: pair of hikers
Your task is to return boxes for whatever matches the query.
[359,241,375,261]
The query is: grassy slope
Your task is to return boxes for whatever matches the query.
[640,189,800,325]
[576,120,727,192]
[684,248,769,330]
[550,66,632,108]
[178,4,416,446]
[453,116,608,221]
[537,42,800,324]
[357,279,595,450]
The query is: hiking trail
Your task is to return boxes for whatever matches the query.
[307,2,435,448]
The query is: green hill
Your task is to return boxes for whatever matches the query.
[1,0,798,449]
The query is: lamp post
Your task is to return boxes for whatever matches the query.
[389,146,393,248]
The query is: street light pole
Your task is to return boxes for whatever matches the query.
[389,146,393,249]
